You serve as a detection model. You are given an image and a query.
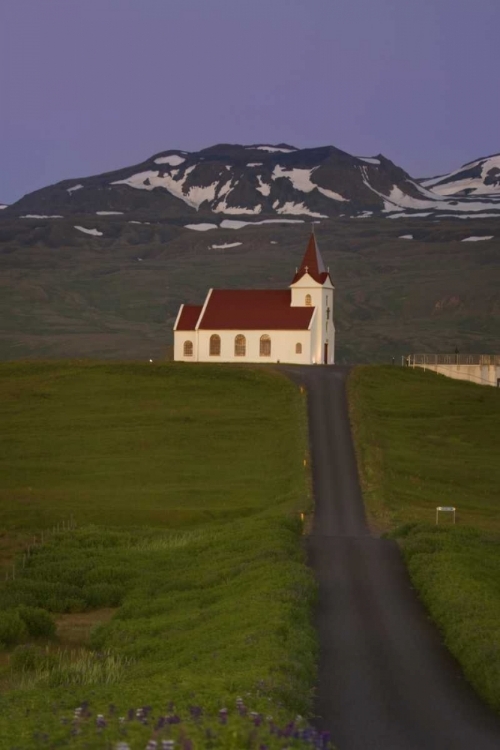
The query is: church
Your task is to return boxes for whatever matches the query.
[173,231,335,365]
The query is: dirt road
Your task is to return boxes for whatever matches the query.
[282,365,500,750]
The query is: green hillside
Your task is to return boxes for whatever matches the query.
[0,363,317,748]
[0,217,499,363]
[349,366,500,712]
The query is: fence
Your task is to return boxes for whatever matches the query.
[409,354,500,366]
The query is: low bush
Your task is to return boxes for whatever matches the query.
[0,610,27,648]
[17,606,56,637]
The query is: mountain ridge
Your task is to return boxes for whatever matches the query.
[4,143,499,223]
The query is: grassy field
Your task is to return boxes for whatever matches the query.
[0,362,321,749]
[348,366,500,712]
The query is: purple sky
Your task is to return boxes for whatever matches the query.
[1,0,499,204]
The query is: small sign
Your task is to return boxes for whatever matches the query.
[437,506,455,512]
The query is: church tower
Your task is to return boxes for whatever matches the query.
[290,230,335,364]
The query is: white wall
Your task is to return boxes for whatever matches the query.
[175,329,313,364]
[290,275,335,364]
[414,363,500,387]
[174,331,198,362]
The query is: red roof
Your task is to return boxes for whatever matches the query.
[175,304,203,330]
[198,289,314,330]
[291,232,331,285]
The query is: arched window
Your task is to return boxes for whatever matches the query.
[260,334,271,357]
[209,334,221,356]
[183,340,193,357]
[234,334,246,357]
[296,343,302,354]
[305,294,312,307]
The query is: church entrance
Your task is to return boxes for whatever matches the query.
[324,342,328,365]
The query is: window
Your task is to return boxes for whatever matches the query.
[234,334,246,357]
[296,343,302,354]
[209,334,221,356]
[183,340,193,357]
[305,294,312,306]
[260,334,271,357]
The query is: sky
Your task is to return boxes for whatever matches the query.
[1,0,499,204]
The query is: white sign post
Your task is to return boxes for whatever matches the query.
[436,506,456,525]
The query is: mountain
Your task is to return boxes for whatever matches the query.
[421,154,500,198]
[5,144,500,222]
[0,143,499,363]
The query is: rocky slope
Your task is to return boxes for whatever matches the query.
[5,144,500,222]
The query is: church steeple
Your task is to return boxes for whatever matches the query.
[291,228,330,285]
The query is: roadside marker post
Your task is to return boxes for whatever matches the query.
[436,506,456,525]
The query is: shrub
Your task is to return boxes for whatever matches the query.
[17,606,56,638]
[0,610,27,648]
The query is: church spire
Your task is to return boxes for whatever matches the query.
[291,230,328,284]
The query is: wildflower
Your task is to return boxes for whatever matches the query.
[96,714,107,730]
[146,741,157,750]
[189,705,202,720]
[115,744,131,750]
[218,708,228,725]
[161,741,175,750]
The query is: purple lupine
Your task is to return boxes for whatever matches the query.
[115,743,131,750]
[236,697,247,716]
[181,739,193,750]
[145,741,157,750]
[96,714,107,730]
[189,705,203,720]
[218,708,228,725]
[161,740,175,750]
[127,708,135,721]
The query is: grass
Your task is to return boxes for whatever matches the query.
[0,362,319,748]
[348,365,500,712]
[0,361,307,530]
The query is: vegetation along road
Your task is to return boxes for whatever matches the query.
[284,365,500,750]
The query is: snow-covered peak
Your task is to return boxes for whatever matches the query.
[154,154,186,166]
[421,154,500,197]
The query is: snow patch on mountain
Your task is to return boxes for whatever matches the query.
[436,213,500,219]
[421,154,500,196]
[220,218,304,229]
[275,201,327,218]
[250,145,297,153]
[399,234,413,239]
[357,157,380,165]
[154,154,186,166]
[21,214,63,219]
[387,212,434,219]
[256,175,271,196]
[75,226,103,236]
[461,235,494,242]
[0,204,8,209]
[214,203,262,215]
[67,184,83,194]
[247,163,263,167]
[96,211,124,215]
[272,165,348,202]
[210,242,242,249]
[185,223,218,231]
[112,167,219,210]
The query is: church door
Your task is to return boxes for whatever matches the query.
[324,342,328,365]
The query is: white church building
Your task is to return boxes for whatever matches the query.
[173,232,335,365]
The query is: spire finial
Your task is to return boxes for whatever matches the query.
[311,221,315,236]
